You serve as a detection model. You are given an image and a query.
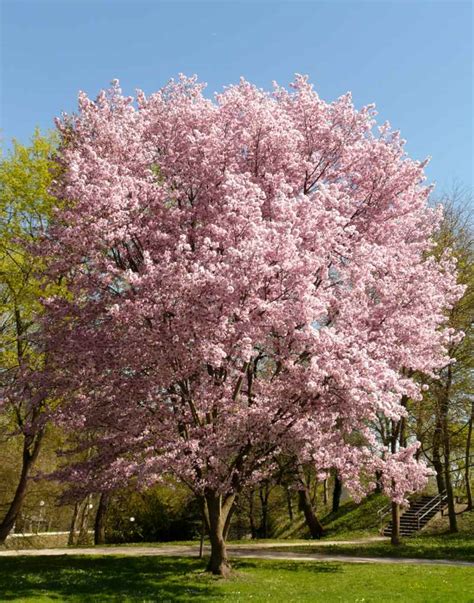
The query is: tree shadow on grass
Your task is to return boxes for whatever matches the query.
[0,555,219,601]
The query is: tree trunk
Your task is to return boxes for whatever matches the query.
[223,497,236,542]
[441,368,457,533]
[374,470,383,493]
[78,494,93,544]
[0,433,42,544]
[443,451,457,533]
[94,492,110,545]
[465,402,473,511]
[390,501,401,545]
[390,412,404,546]
[433,412,446,494]
[258,482,270,538]
[323,479,328,506]
[286,487,294,521]
[68,502,81,546]
[205,491,234,576]
[248,490,257,539]
[296,464,323,538]
[332,475,342,513]
[298,489,324,538]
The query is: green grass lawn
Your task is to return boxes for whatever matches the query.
[0,555,473,602]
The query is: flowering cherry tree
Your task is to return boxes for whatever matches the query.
[43,76,462,574]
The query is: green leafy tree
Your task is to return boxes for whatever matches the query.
[413,190,473,531]
[0,130,62,543]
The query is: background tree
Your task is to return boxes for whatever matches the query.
[0,131,62,543]
[414,190,473,531]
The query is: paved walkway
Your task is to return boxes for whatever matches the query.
[0,539,472,567]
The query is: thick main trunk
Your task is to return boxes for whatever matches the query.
[0,433,42,544]
[94,492,110,545]
[205,492,234,576]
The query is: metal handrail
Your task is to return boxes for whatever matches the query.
[377,503,392,529]
[377,501,408,531]
[378,492,448,534]
[416,491,447,530]
[415,494,442,518]
[377,503,391,517]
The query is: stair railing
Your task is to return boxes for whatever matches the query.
[416,491,448,530]
[377,503,392,532]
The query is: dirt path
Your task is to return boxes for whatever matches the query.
[0,540,472,567]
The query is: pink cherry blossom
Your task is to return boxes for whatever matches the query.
[41,75,463,573]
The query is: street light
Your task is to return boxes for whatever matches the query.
[38,500,45,534]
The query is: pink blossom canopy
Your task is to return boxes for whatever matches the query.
[44,75,462,504]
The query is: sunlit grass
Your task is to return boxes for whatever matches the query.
[0,555,472,602]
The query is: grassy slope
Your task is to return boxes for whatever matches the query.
[271,492,388,541]
[319,492,388,539]
[0,555,473,602]
[272,511,474,561]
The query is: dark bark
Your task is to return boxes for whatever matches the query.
[441,402,458,533]
[199,515,205,559]
[390,501,401,546]
[198,495,206,558]
[258,482,270,538]
[94,492,110,545]
[465,402,473,511]
[223,498,236,542]
[248,490,257,539]
[286,487,294,521]
[390,414,403,546]
[433,412,446,494]
[298,489,324,538]
[322,479,328,506]
[332,475,342,513]
[440,367,457,532]
[0,432,43,544]
[297,465,323,538]
[374,470,383,493]
[205,491,234,576]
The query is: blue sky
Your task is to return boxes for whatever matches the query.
[1,0,472,192]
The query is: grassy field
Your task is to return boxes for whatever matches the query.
[0,555,473,602]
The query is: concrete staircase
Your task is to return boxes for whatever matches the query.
[382,492,448,537]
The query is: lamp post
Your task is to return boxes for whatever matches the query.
[37,500,45,534]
